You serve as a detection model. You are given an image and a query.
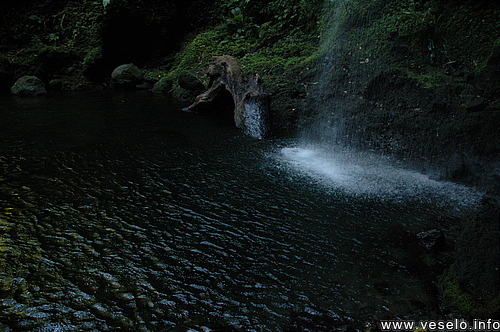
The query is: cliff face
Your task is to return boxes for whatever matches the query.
[261,0,499,194]
[295,1,499,316]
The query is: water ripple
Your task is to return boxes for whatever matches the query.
[0,93,479,331]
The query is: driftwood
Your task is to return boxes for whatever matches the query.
[185,55,269,139]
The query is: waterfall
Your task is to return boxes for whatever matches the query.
[279,0,482,204]
[300,0,373,147]
[243,98,268,139]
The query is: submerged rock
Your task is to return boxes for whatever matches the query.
[416,228,445,250]
[10,76,47,96]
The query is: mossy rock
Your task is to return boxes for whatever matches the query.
[10,76,47,96]
[111,63,142,87]
[151,77,173,94]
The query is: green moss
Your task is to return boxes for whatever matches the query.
[441,274,482,317]
[404,66,464,88]
[165,29,229,88]
[0,217,11,273]
[164,25,317,98]
[440,263,498,318]
[240,36,317,76]
[142,69,168,82]
[358,0,499,79]
[83,47,103,68]
[441,3,500,73]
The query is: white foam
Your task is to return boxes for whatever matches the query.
[278,145,482,205]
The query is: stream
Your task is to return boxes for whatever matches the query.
[0,91,481,331]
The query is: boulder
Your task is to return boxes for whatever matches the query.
[185,55,270,139]
[10,76,47,96]
[111,63,142,86]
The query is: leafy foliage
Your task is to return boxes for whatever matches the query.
[215,0,322,42]
[5,0,103,49]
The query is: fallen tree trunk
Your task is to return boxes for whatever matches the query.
[185,55,270,139]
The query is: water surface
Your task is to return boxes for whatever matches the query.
[0,91,480,331]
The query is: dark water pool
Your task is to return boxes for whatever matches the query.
[0,91,480,331]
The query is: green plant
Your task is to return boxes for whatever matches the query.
[47,33,60,44]
[225,6,260,39]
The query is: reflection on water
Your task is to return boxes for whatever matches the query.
[0,92,480,331]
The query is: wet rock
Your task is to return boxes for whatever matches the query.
[416,228,445,250]
[363,321,382,332]
[113,291,135,302]
[10,76,47,96]
[364,70,418,101]
[0,298,17,310]
[101,272,122,289]
[455,197,500,302]
[441,151,490,185]
[111,63,142,87]
[136,295,154,308]
[73,310,94,322]
[90,303,111,319]
[0,277,28,299]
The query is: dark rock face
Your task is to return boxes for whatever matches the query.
[100,0,217,67]
[10,76,47,96]
[472,45,500,100]
[465,97,488,112]
[186,55,270,139]
[456,197,500,302]
[178,71,205,93]
[38,49,79,76]
[363,69,421,102]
